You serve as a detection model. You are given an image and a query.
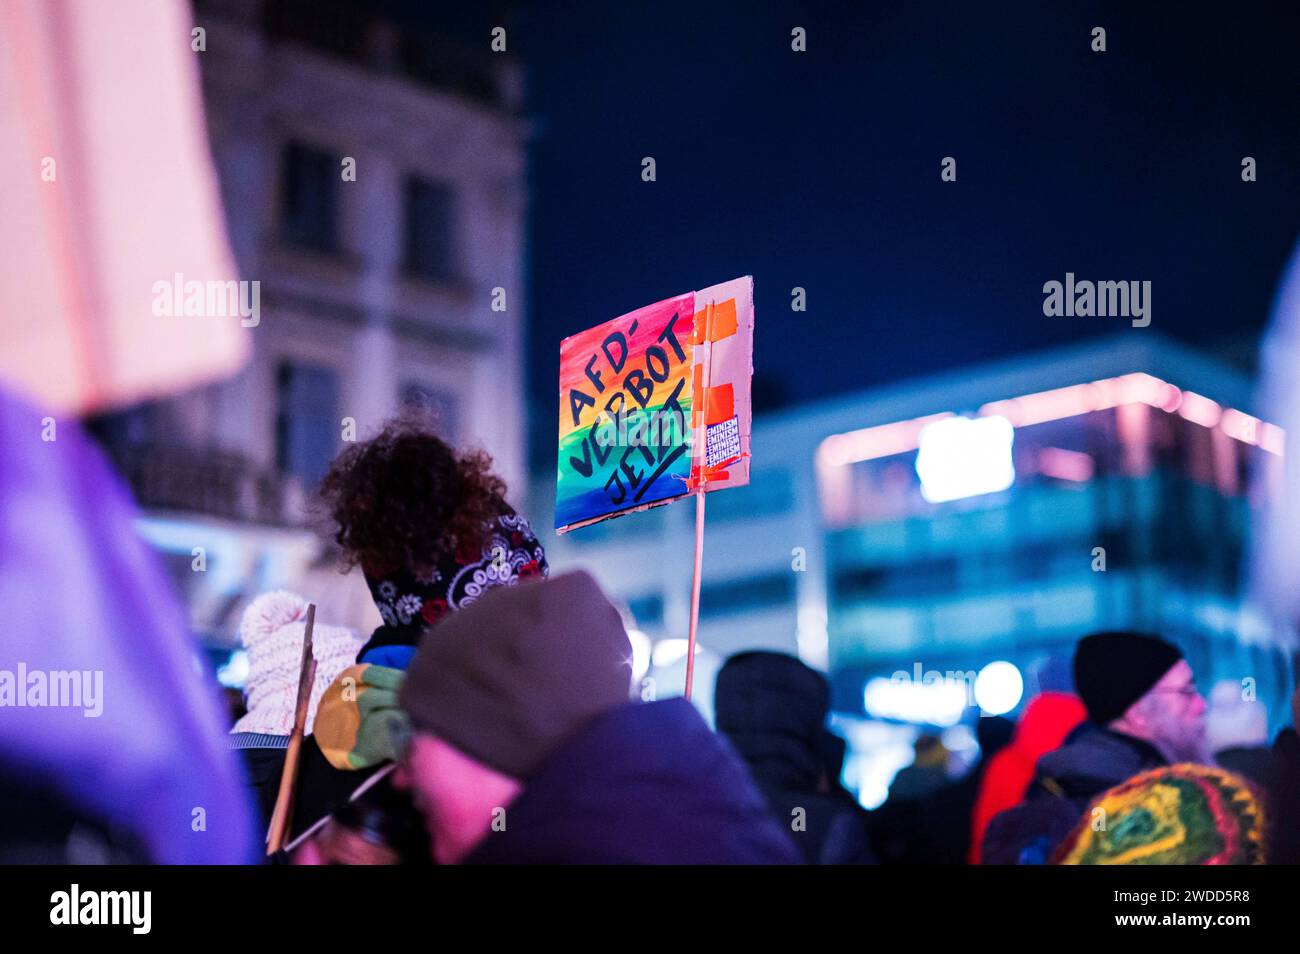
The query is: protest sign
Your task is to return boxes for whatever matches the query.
[554,277,754,698]
[555,291,695,532]
[555,277,754,534]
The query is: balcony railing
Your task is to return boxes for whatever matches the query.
[195,0,512,108]
[104,442,305,527]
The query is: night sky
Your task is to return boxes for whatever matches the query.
[404,1,1300,466]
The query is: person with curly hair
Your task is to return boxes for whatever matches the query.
[319,416,548,671]
[279,419,549,850]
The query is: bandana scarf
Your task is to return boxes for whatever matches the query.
[358,511,547,667]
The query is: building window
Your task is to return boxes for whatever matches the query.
[276,362,339,485]
[281,141,339,252]
[403,177,457,281]
[700,573,795,617]
[833,558,960,601]
[401,382,459,442]
[708,468,794,521]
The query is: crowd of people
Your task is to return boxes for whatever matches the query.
[4,412,1297,865]
[214,417,1299,866]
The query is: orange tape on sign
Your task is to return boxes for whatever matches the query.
[690,370,737,429]
[706,383,735,426]
[692,298,738,343]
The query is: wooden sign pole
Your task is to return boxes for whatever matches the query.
[265,603,317,855]
[685,489,706,700]
[684,301,715,701]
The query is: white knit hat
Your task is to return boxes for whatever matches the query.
[231,591,367,736]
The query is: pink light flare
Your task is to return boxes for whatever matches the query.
[818,372,1284,471]
[1036,446,1096,482]
[816,412,954,467]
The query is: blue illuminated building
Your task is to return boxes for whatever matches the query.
[537,333,1294,805]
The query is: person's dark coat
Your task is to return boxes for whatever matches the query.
[234,731,389,852]
[465,698,802,864]
[981,721,1166,865]
[1218,728,1300,865]
[714,651,874,864]
[868,775,941,865]
[902,716,1015,865]
[869,718,1014,866]
[290,734,387,838]
[232,738,286,831]
[1268,727,1300,864]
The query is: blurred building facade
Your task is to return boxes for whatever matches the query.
[94,0,528,644]
[537,334,1295,805]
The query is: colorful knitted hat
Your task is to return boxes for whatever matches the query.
[231,591,366,737]
[1053,764,1266,865]
[358,510,548,669]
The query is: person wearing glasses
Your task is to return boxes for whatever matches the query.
[981,631,1209,864]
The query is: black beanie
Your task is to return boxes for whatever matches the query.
[1073,631,1184,725]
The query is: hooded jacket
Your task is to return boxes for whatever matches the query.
[465,699,802,864]
[981,721,1166,865]
[714,651,873,864]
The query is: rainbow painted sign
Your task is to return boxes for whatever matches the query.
[556,276,753,533]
